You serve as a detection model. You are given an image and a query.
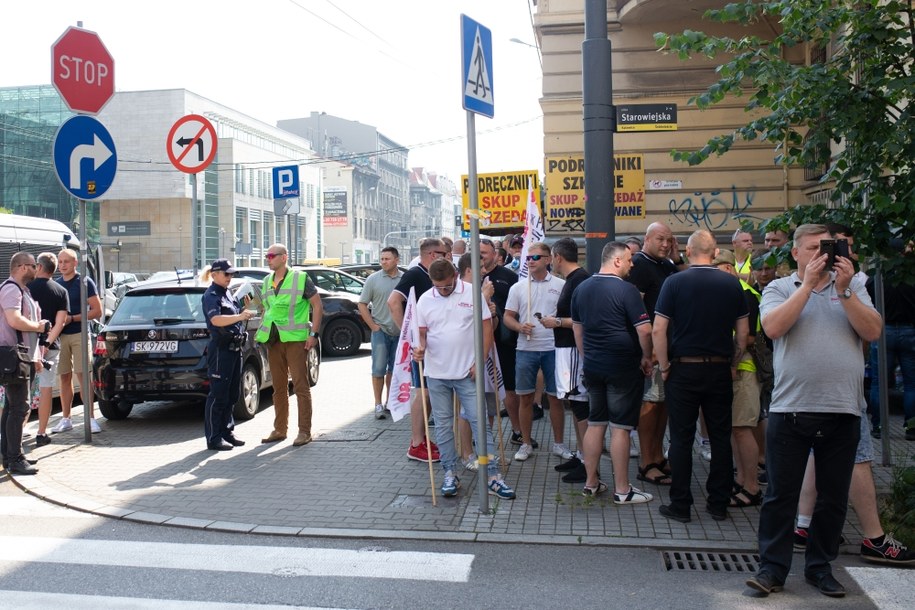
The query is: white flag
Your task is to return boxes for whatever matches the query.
[386,287,417,422]
[483,345,506,401]
[517,178,544,280]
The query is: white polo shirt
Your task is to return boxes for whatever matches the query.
[415,279,491,379]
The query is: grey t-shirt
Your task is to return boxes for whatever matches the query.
[359,268,404,336]
[760,272,874,415]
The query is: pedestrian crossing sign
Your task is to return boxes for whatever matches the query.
[461,14,494,118]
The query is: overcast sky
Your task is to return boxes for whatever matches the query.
[5,0,544,184]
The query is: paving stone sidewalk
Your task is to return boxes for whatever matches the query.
[8,354,913,549]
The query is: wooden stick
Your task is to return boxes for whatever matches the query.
[489,355,506,469]
[418,361,437,507]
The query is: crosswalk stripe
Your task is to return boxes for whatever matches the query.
[1,591,351,610]
[845,566,915,610]
[0,496,96,518]
[0,536,473,582]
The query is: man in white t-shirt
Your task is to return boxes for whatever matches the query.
[413,259,515,500]
[503,241,567,461]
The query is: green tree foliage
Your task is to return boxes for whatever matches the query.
[655,1,915,280]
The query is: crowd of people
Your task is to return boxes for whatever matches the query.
[357,223,914,597]
[3,222,913,597]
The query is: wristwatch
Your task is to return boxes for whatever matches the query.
[311,331,320,338]
[840,287,852,299]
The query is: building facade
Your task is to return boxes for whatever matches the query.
[278,112,410,264]
[534,0,816,238]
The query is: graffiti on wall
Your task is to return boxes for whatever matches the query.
[668,187,758,231]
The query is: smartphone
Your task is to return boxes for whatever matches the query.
[819,239,836,270]
[834,238,850,261]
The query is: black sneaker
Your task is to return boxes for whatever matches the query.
[35,434,52,447]
[8,459,38,475]
[561,463,587,483]
[509,431,538,448]
[554,456,582,472]
[532,403,544,421]
[861,533,915,565]
[870,424,881,439]
[746,571,784,596]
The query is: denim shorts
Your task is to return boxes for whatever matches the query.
[370,330,398,377]
[36,349,60,389]
[411,360,429,389]
[584,370,643,429]
[515,350,557,396]
[856,411,874,463]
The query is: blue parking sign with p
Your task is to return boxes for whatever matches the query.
[272,165,299,199]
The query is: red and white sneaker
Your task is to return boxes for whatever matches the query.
[407,439,440,462]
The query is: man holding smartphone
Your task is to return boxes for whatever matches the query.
[748,224,883,598]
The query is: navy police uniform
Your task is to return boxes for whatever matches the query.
[202,279,246,447]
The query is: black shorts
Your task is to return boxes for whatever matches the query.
[495,341,516,392]
[584,370,642,429]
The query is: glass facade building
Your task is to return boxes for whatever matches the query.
[0,85,98,236]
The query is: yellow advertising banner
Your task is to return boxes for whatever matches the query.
[461,170,539,230]
[544,155,646,233]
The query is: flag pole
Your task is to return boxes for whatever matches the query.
[418,361,437,506]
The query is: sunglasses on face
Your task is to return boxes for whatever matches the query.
[526,254,546,261]
[432,250,448,257]
[265,252,284,260]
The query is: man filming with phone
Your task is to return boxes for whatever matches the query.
[748,224,882,598]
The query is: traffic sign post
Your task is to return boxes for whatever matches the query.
[52,26,115,115]
[52,115,117,200]
[460,13,495,513]
[167,114,218,271]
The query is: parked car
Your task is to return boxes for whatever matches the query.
[93,278,320,421]
[293,265,365,296]
[337,263,408,280]
[235,266,370,358]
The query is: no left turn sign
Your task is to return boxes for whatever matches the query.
[167,114,217,174]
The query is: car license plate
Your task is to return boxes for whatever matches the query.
[131,341,178,354]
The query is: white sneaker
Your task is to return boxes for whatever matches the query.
[613,485,653,505]
[374,404,386,420]
[629,433,640,458]
[700,439,712,462]
[462,453,479,472]
[551,443,574,460]
[90,418,102,433]
[51,418,73,433]
[514,443,533,461]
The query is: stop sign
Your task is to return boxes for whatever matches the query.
[52,26,115,115]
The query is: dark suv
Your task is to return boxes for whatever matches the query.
[93,278,320,421]
[235,266,370,358]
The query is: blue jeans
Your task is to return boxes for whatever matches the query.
[757,412,859,582]
[370,330,398,377]
[869,325,915,426]
[426,376,498,477]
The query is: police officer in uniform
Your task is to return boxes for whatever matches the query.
[202,259,255,451]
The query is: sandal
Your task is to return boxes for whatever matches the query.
[729,486,763,508]
[637,463,672,486]
[582,481,608,497]
[658,458,672,476]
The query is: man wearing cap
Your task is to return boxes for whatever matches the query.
[257,244,323,447]
[202,259,255,450]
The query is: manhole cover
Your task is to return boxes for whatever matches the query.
[661,550,759,572]
[314,429,381,442]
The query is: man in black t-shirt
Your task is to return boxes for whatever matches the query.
[653,230,749,523]
[388,237,446,463]
[626,222,678,485]
[480,238,520,438]
[26,253,70,446]
[540,238,590,481]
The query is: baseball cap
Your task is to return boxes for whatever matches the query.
[210,258,236,274]
[510,235,524,248]
[712,249,736,267]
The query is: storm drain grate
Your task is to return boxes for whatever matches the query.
[662,550,759,572]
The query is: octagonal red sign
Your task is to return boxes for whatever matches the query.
[52,26,115,115]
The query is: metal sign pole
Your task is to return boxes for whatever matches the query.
[466,111,489,513]
[78,198,93,442]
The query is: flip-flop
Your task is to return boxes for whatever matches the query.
[637,463,672,486]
